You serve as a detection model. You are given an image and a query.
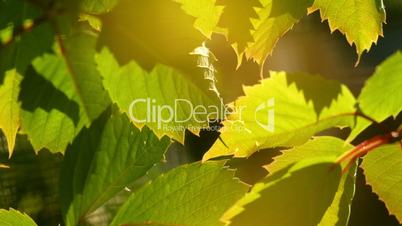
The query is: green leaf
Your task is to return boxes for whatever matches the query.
[203,71,357,160]
[18,27,110,154]
[0,208,37,226]
[0,2,53,80]
[96,48,221,143]
[0,0,53,156]
[244,0,313,65]
[216,0,263,59]
[222,158,342,226]
[60,111,170,226]
[362,51,402,117]
[19,54,87,153]
[348,51,402,141]
[110,161,248,226]
[80,0,119,14]
[265,137,357,226]
[0,69,22,157]
[57,29,111,122]
[0,0,40,30]
[309,0,386,63]
[361,143,402,223]
[98,0,204,70]
[174,0,224,38]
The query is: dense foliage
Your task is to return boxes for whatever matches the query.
[0,0,401,225]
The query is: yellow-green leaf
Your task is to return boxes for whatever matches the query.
[216,0,263,62]
[80,0,119,14]
[265,137,357,226]
[348,51,402,141]
[19,54,87,153]
[175,0,224,38]
[110,161,249,226]
[96,48,222,143]
[222,158,342,226]
[309,0,386,63]
[245,0,313,65]
[203,71,357,160]
[361,143,402,223]
[0,69,22,157]
[0,208,37,226]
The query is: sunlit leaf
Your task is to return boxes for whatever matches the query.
[175,0,224,38]
[348,51,402,141]
[0,70,22,157]
[265,137,357,226]
[96,48,221,143]
[110,161,249,226]
[19,54,87,153]
[18,28,110,154]
[361,143,402,223]
[98,0,204,70]
[222,158,342,226]
[60,111,170,226]
[80,0,119,14]
[0,208,37,226]
[0,30,54,155]
[216,0,263,61]
[203,71,357,160]
[0,0,53,156]
[309,0,386,63]
[244,0,313,65]
[57,28,111,122]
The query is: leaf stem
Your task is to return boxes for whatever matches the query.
[337,127,402,173]
[353,111,389,134]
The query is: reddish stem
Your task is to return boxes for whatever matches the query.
[337,127,402,173]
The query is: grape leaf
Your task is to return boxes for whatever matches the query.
[0,0,41,30]
[96,48,222,143]
[348,51,402,141]
[60,111,170,226]
[175,0,224,38]
[216,0,263,60]
[244,0,313,65]
[57,28,111,122]
[0,1,53,81]
[361,143,402,223]
[308,0,386,63]
[19,54,87,153]
[0,26,53,156]
[265,137,357,226]
[203,71,357,160]
[18,28,110,153]
[222,158,342,226]
[0,208,37,226]
[98,0,204,71]
[80,0,119,14]
[110,161,249,226]
[0,0,53,156]
[0,70,22,157]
